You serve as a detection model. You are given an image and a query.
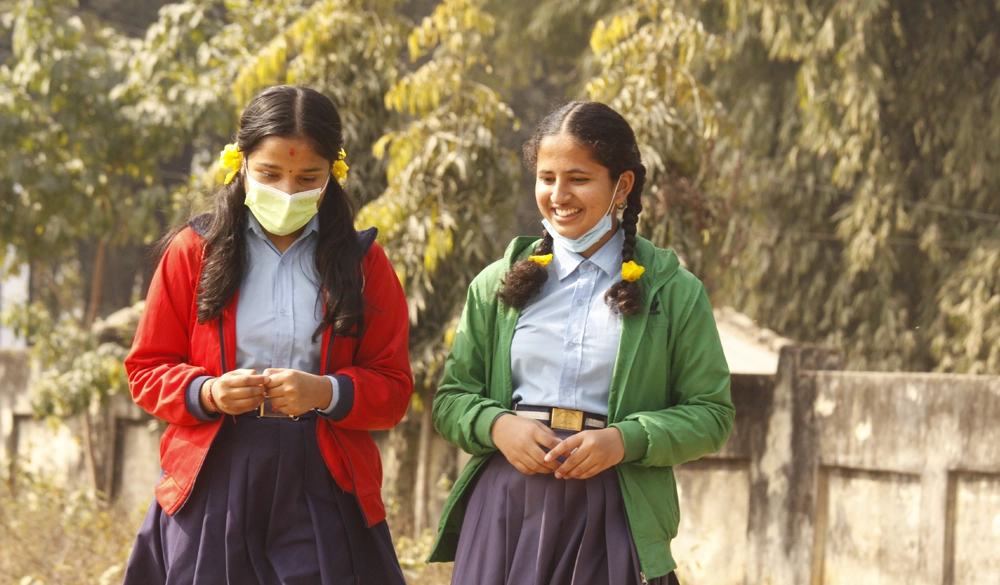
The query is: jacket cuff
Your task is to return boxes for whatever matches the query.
[319,374,353,422]
[474,405,512,450]
[186,376,220,422]
[316,375,341,415]
[611,420,648,463]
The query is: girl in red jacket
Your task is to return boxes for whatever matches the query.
[123,85,413,585]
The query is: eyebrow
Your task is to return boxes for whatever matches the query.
[538,168,593,175]
[255,162,326,173]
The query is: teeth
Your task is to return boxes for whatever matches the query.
[554,208,581,217]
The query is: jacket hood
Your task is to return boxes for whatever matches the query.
[501,234,682,293]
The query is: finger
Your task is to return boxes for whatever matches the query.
[555,451,594,479]
[525,444,560,472]
[544,433,582,463]
[225,397,265,414]
[534,429,562,451]
[516,455,551,475]
[223,374,270,388]
[566,461,601,480]
[224,385,268,400]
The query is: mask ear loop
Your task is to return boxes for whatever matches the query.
[605,175,624,216]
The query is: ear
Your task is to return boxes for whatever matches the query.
[615,170,636,205]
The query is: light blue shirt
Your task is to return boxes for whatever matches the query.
[186,211,338,420]
[510,228,625,415]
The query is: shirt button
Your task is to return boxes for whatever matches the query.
[279,309,287,316]
[575,299,585,307]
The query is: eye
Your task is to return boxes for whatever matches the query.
[538,176,555,185]
[299,176,319,184]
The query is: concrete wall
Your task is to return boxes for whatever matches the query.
[672,346,1000,585]
[0,350,161,511]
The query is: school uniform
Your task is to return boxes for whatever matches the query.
[431,230,734,583]
[123,213,412,584]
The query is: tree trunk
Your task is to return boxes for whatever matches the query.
[79,408,100,493]
[412,393,434,537]
[84,237,106,328]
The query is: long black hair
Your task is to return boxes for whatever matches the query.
[498,101,647,315]
[195,85,365,339]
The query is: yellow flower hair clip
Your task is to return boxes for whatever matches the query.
[528,254,553,267]
[333,148,349,185]
[219,143,242,185]
[621,260,645,282]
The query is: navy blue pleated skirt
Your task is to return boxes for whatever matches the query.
[123,413,405,585]
[450,449,679,585]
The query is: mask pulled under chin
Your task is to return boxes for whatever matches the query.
[244,174,329,236]
[541,176,622,254]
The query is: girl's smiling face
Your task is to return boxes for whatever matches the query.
[534,133,633,257]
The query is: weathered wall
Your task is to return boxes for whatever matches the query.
[0,349,160,512]
[672,346,1000,585]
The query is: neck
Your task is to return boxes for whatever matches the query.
[264,227,305,254]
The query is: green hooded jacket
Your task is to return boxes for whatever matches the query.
[429,235,735,579]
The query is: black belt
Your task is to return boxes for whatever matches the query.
[514,404,607,431]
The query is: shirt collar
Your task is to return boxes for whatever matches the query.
[552,226,625,281]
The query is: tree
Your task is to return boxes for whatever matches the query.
[362,0,521,534]
[0,0,171,324]
[583,0,1000,372]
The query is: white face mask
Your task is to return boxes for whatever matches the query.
[244,173,330,236]
[542,175,622,254]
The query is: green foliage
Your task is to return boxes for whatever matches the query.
[585,0,731,279]
[583,0,1000,372]
[0,0,170,264]
[364,0,520,384]
[1,302,128,417]
[711,0,1000,371]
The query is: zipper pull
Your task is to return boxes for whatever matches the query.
[640,571,648,585]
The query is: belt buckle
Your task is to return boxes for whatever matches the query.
[550,407,584,432]
[258,398,297,419]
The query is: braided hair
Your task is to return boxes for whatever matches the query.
[498,101,647,315]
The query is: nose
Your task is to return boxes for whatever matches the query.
[274,176,299,195]
[550,178,572,202]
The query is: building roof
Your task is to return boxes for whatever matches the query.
[714,307,793,375]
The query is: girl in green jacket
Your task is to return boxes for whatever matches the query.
[430,101,735,584]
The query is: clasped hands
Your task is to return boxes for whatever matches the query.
[199,368,333,417]
[490,413,625,480]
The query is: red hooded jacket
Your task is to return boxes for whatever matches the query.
[125,221,413,526]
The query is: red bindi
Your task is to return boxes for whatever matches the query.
[289,148,296,156]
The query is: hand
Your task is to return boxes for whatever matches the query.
[202,369,269,415]
[490,414,562,475]
[544,427,625,480]
[262,368,333,417]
